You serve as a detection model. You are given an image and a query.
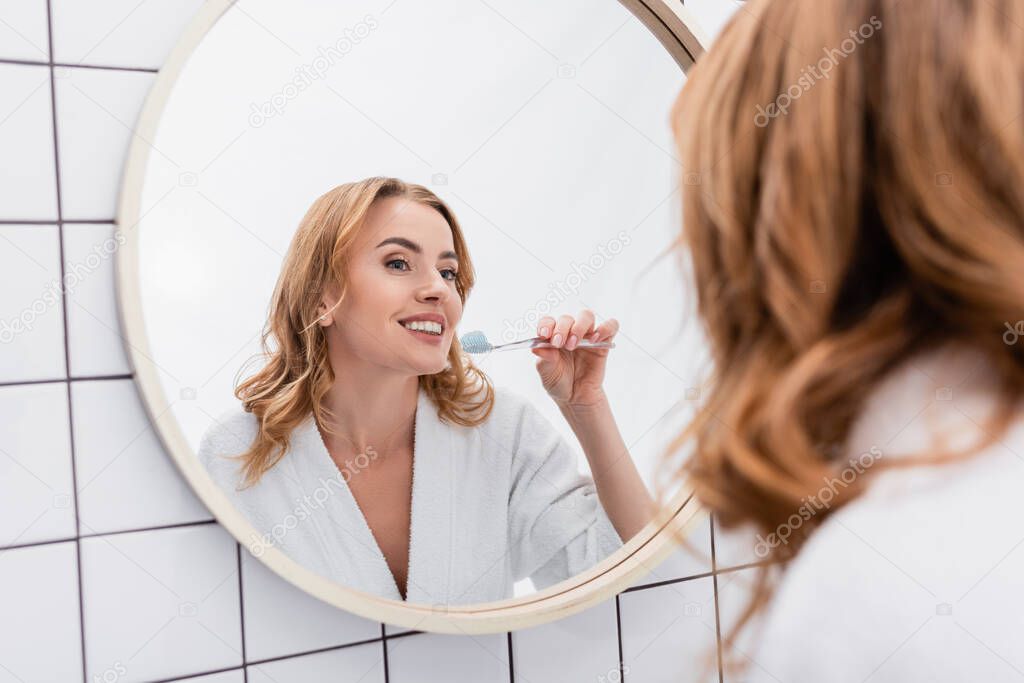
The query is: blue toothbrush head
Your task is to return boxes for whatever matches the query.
[459,330,493,354]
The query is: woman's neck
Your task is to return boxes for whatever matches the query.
[318,370,418,455]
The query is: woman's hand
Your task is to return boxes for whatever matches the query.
[531,309,619,409]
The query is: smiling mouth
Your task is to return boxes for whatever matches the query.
[398,322,445,345]
[399,320,444,336]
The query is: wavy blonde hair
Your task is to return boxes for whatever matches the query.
[228,176,494,489]
[661,0,1024,675]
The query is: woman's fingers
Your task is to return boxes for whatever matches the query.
[540,313,610,350]
[567,309,596,349]
[551,314,575,348]
[536,316,556,339]
[536,311,615,348]
[591,317,619,342]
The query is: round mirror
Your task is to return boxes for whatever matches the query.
[117,0,710,633]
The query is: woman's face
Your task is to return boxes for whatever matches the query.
[321,196,463,376]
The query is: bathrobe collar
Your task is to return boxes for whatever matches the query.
[287,385,456,604]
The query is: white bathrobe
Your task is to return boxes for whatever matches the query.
[197,385,624,605]
[730,341,1024,682]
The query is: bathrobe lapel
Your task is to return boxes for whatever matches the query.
[404,387,455,605]
[289,387,455,604]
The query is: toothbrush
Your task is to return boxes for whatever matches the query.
[459,330,616,354]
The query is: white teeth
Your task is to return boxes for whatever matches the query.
[402,320,442,335]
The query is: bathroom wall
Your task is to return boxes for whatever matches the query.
[0,1,760,681]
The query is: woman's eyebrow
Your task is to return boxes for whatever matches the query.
[375,236,459,261]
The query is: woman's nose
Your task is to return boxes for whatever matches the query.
[417,270,450,303]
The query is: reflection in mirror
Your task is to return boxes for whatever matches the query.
[132,0,710,606]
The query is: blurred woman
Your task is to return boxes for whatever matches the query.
[662,0,1024,679]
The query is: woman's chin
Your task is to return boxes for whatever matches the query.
[410,354,450,376]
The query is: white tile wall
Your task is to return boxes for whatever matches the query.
[181,672,246,683]
[54,67,156,220]
[714,568,764,683]
[70,378,212,534]
[239,551,380,662]
[78,524,243,682]
[0,1,49,62]
[248,643,385,683]
[712,516,764,572]
[386,632,509,682]
[619,576,719,683]
[79,528,241,679]
[49,0,208,70]
[0,64,58,220]
[0,381,76,546]
[629,511,714,589]
[62,222,132,376]
[0,541,83,683]
[0,2,750,682]
[512,598,620,682]
[0,223,66,381]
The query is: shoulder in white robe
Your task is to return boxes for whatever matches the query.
[196,385,624,605]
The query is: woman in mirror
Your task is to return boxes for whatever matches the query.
[198,176,655,604]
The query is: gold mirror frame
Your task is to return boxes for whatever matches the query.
[115,0,710,634]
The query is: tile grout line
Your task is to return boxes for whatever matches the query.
[236,544,248,682]
[709,515,724,683]
[0,55,158,72]
[0,219,116,224]
[0,372,134,388]
[0,518,219,552]
[615,594,625,682]
[42,1,89,680]
[150,630,406,682]
[380,624,390,683]
[507,631,515,683]
[253,634,403,669]
[622,569,717,593]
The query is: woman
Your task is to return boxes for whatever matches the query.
[663,0,1024,680]
[198,176,654,605]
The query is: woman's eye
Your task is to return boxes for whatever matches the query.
[386,259,456,280]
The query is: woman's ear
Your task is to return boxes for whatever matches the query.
[317,303,334,327]
[318,283,341,326]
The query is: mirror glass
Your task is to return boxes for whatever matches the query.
[128,0,714,607]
